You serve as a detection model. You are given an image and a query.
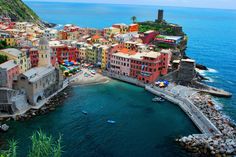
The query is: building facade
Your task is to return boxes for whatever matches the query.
[0,48,31,73]
[0,60,19,88]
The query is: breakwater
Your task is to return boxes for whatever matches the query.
[145,83,236,156]
[145,85,220,135]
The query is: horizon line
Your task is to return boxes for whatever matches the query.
[23,0,236,11]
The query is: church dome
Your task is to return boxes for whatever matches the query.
[39,36,49,45]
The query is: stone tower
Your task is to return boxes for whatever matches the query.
[38,37,52,67]
[157,9,164,22]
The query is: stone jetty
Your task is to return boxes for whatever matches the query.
[177,93,236,156]
[145,83,236,156]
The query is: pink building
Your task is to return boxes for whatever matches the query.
[0,60,19,88]
[107,44,124,69]
[110,48,136,76]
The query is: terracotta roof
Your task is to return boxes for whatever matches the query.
[119,48,137,55]
[92,34,100,40]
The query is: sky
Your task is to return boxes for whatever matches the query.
[23,0,236,10]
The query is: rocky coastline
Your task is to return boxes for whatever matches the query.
[177,93,236,156]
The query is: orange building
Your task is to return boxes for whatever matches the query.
[58,31,68,40]
[129,24,139,32]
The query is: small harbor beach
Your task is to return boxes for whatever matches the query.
[70,68,110,86]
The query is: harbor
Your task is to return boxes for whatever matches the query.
[0,1,235,156]
[0,81,200,157]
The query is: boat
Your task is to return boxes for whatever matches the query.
[152,97,165,102]
[82,110,88,115]
[0,124,9,132]
[107,120,116,124]
[90,70,96,75]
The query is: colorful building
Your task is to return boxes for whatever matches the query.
[29,48,39,67]
[78,47,87,61]
[103,27,120,38]
[2,37,17,46]
[124,41,138,51]
[112,23,129,34]
[130,50,171,83]
[101,45,109,70]
[154,35,183,48]
[58,30,68,40]
[140,30,159,44]
[0,60,19,88]
[51,45,79,63]
[86,45,98,64]
[0,48,31,73]
[129,24,139,32]
[110,48,136,76]
[91,34,101,43]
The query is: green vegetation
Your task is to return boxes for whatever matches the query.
[0,40,15,49]
[0,54,8,64]
[0,40,8,49]
[156,35,165,39]
[157,43,174,49]
[0,131,63,157]
[131,16,137,23]
[0,0,41,23]
[138,21,183,36]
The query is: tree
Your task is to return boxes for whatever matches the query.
[0,54,8,64]
[64,71,69,77]
[131,16,137,23]
[0,40,7,49]
[0,131,63,157]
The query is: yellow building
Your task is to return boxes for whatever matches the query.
[0,48,31,73]
[78,47,87,61]
[101,46,109,70]
[86,45,97,64]
[104,27,120,38]
[1,38,17,47]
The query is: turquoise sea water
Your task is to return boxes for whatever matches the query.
[2,81,199,157]
[1,2,236,156]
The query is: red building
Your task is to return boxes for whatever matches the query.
[130,50,171,84]
[29,48,39,67]
[140,30,159,44]
[51,45,79,63]
[129,24,139,32]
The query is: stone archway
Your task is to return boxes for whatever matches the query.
[36,96,42,103]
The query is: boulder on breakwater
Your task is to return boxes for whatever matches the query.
[177,93,236,156]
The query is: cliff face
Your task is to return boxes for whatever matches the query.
[0,0,41,23]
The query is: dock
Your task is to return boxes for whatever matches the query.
[145,84,221,135]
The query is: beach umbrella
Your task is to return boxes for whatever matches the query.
[69,61,74,66]
[163,80,169,86]
[159,82,165,88]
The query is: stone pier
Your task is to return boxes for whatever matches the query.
[145,84,221,135]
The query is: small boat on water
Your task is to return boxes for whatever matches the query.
[0,124,9,132]
[82,110,88,115]
[152,97,165,102]
[107,120,116,124]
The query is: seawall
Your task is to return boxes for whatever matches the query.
[145,85,221,136]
